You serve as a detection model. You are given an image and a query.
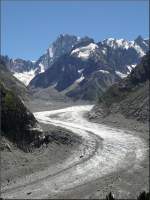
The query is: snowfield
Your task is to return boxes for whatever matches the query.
[103,38,145,57]
[2,105,147,199]
[13,70,36,86]
[71,43,98,60]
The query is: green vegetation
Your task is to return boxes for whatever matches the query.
[4,91,16,110]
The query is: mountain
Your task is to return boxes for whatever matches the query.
[89,53,149,122]
[34,34,80,70]
[0,57,30,100]
[0,59,44,151]
[29,35,149,101]
[2,34,149,101]
[29,54,88,90]
[1,34,81,86]
[67,70,121,101]
[0,55,43,86]
[34,34,94,70]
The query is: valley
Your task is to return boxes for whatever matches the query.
[1,104,149,199]
[1,1,149,198]
[0,35,149,199]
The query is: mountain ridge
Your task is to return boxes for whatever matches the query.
[2,34,149,101]
[28,35,149,101]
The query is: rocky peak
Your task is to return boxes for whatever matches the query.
[50,34,78,59]
[34,34,79,72]
[1,55,35,73]
[134,35,149,52]
[102,38,133,49]
[71,36,94,50]
[102,37,148,57]
[135,35,144,44]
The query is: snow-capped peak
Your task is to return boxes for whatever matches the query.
[71,43,98,60]
[102,38,145,57]
[103,38,134,49]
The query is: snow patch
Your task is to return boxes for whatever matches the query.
[133,43,145,57]
[103,38,145,57]
[126,64,136,73]
[99,70,110,74]
[103,38,133,49]
[78,68,84,74]
[71,43,98,60]
[142,40,149,47]
[49,47,53,58]
[13,69,36,86]
[76,74,85,83]
[115,71,127,79]
[102,49,106,54]
[39,63,45,73]
[127,65,132,73]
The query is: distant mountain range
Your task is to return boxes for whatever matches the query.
[1,34,149,101]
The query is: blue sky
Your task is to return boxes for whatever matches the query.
[1,0,149,60]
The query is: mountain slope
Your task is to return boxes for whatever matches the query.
[2,35,149,101]
[29,54,89,90]
[67,70,121,101]
[34,34,93,70]
[0,58,30,100]
[0,60,44,151]
[89,53,149,122]
[0,82,44,150]
[0,55,37,86]
[29,35,149,101]
[1,34,83,86]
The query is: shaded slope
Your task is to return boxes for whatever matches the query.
[67,70,120,101]
[90,53,149,122]
[29,55,88,90]
[0,82,43,149]
[0,60,43,150]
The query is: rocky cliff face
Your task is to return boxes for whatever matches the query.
[89,53,149,122]
[34,34,80,71]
